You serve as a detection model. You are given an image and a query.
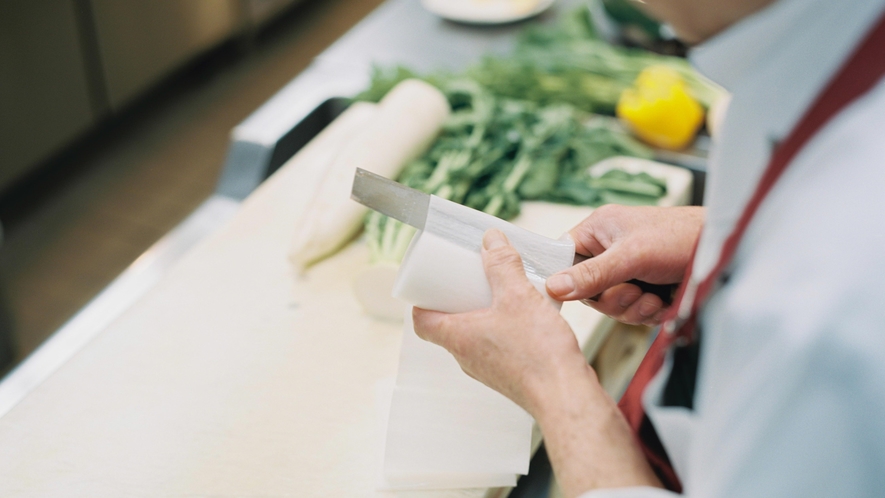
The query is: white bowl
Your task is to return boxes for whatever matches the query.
[422,0,556,25]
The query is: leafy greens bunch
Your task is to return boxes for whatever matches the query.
[363,80,659,265]
[357,8,720,115]
[355,7,698,265]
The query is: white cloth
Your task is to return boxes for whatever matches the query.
[582,0,885,495]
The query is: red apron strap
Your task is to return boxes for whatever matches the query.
[618,9,885,492]
[693,8,885,316]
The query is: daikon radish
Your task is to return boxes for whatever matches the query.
[382,305,528,490]
[272,100,378,197]
[393,195,576,310]
[380,195,575,489]
[356,159,691,320]
[289,80,450,271]
[352,263,404,322]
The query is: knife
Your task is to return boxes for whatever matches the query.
[351,168,676,304]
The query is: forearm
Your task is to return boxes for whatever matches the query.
[529,363,662,497]
[413,231,666,495]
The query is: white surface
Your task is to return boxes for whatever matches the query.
[583,0,885,496]
[382,312,531,489]
[422,0,555,25]
[0,117,406,497]
[0,195,239,420]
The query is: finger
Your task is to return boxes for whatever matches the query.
[568,205,625,257]
[413,307,479,359]
[585,283,643,317]
[568,220,606,258]
[481,229,533,297]
[412,307,454,348]
[621,293,665,325]
[546,249,632,301]
[646,309,666,326]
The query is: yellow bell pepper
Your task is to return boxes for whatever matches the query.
[616,66,705,150]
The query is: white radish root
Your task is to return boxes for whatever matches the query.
[352,263,405,322]
[289,79,450,272]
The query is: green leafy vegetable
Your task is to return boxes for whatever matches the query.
[363,81,664,264]
[355,7,696,265]
[354,7,721,114]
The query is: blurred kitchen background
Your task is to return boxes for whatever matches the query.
[0,0,385,374]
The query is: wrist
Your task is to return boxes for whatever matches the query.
[525,357,606,424]
[527,360,663,493]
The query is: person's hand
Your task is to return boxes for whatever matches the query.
[412,229,590,415]
[412,229,662,495]
[546,205,704,326]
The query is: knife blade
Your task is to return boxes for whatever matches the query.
[352,168,677,305]
[351,168,430,230]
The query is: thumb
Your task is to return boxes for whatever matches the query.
[412,307,453,348]
[546,249,631,301]
[481,229,533,298]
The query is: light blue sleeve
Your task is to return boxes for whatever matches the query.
[680,80,885,497]
[581,80,885,498]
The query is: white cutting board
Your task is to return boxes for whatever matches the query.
[0,138,691,496]
[0,138,417,497]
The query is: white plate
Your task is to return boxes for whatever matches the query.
[422,0,556,25]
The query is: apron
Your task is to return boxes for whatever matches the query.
[618,11,885,492]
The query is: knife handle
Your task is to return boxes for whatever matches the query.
[581,279,677,306]
[625,279,678,305]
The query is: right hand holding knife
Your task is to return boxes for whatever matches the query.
[545,205,705,326]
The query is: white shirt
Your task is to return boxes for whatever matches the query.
[583,0,885,495]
